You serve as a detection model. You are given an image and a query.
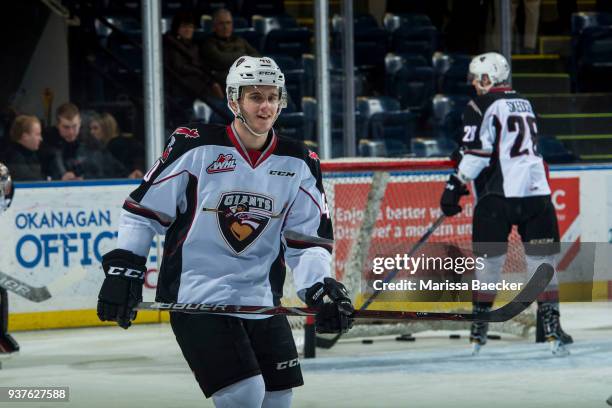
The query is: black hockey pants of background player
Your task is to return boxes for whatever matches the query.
[0,288,20,354]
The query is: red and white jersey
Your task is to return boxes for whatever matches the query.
[458,87,550,199]
[116,123,333,315]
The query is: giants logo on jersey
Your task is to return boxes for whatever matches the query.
[207,154,237,173]
[216,192,274,253]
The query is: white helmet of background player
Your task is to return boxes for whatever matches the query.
[0,162,13,213]
[226,55,287,137]
[468,52,510,95]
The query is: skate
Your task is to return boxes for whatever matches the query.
[540,302,571,357]
[0,333,19,354]
[470,304,491,355]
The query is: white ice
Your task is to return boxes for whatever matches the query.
[0,303,611,408]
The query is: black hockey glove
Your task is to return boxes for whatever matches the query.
[97,249,146,329]
[440,174,469,217]
[305,278,354,334]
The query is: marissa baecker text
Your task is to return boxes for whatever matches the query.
[373,279,524,291]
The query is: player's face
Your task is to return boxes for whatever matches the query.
[20,121,42,151]
[57,115,81,143]
[239,86,280,135]
[472,74,492,96]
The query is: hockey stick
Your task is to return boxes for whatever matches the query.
[316,215,446,348]
[0,266,88,303]
[0,270,51,302]
[137,263,553,322]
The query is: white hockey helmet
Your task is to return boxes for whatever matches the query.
[226,55,287,110]
[0,162,13,213]
[469,52,510,86]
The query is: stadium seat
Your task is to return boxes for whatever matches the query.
[383,13,432,33]
[571,12,612,36]
[275,112,305,140]
[357,96,415,156]
[434,53,473,95]
[201,15,213,32]
[162,0,193,17]
[233,28,261,50]
[267,55,305,108]
[233,16,249,29]
[241,0,285,20]
[261,28,312,59]
[193,99,213,122]
[572,25,612,91]
[331,14,388,69]
[430,94,470,141]
[390,24,438,61]
[194,0,239,15]
[252,14,298,36]
[385,53,434,112]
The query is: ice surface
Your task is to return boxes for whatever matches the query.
[1,303,610,407]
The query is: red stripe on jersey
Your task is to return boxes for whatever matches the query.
[299,186,322,215]
[123,201,172,227]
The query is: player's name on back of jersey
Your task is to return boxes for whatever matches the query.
[372,279,524,292]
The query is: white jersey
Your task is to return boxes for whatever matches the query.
[116,123,333,315]
[457,87,551,199]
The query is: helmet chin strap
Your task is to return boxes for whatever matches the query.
[233,103,282,139]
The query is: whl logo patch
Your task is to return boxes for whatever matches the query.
[216,192,274,253]
[207,154,237,174]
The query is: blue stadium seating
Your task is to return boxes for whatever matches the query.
[385,53,434,112]
[430,94,470,141]
[390,24,438,61]
[331,14,388,69]
[356,96,415,156]
[433,53,473,95]
[383,13,433,32]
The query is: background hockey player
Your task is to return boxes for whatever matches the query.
[439,52,572,356]
[97,56,353,407]
[0,162,20,356]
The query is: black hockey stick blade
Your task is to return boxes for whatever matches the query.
[0,270,51,302]
[137,263,553,321]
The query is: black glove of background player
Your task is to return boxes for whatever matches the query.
[305,278,354,334]
[440,174,469,216]
[97,249,146,329]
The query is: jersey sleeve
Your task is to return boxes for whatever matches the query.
[458,100,495,181]
[116,134,195,257]
[282,153,334,295]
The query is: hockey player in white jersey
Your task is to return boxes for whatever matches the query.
[0,163,20,356]
[439,52,572,356]
[97,56,353,407]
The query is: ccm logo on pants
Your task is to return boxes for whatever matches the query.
[276,358,299,370]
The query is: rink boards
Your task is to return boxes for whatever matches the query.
[1,165,612,331]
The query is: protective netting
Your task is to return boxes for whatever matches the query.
[285,159,536,353]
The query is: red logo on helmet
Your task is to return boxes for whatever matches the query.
[173,127,200,138]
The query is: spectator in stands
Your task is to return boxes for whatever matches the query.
[200,8,261,86]
[89,113,144,179]
[163,11,224,102]
[512,0,542,54]
[1,115,46,181]
[42,103,127,180]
